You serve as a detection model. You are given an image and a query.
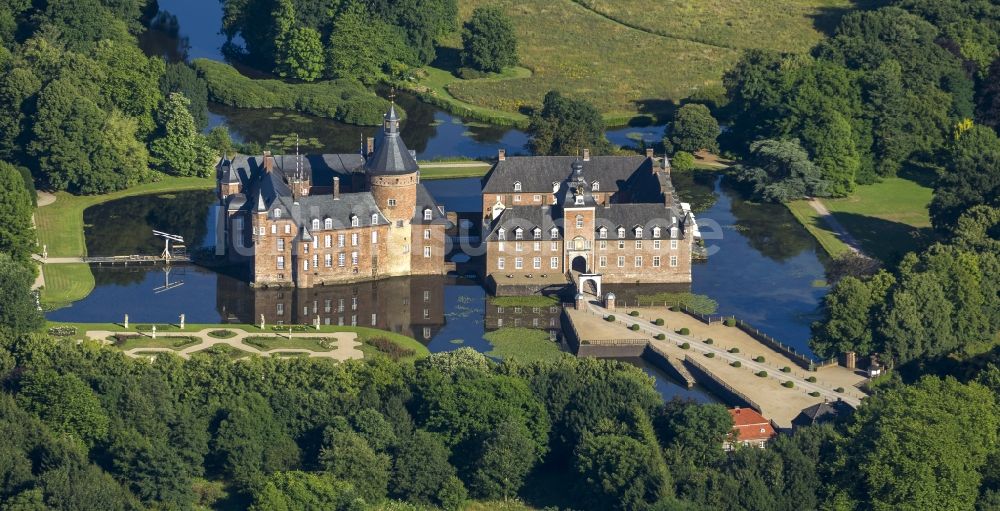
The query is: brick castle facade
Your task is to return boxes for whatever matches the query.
[216,105,451,288]
[481,149,699,290]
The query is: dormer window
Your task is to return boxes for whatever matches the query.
[550,227,559,239]
[671,227,680,238]
[312,219,320,230]
[498,228,506,241]
[273,208,282,218]
[635,226,643,238]
[324,218,333,230]
[514,227,524,240]
[599,227,607,239]
[592,181,599,191]
[513,181,522,192]
[371,214,379,225]
[617,227,625,239]
[575,194,584,205]
[350,215,359,227]
[652,226,661,238]
[533,228,541,240]
[423,208,432,221]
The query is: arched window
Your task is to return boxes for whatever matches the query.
[513,181,522,192]
[498,228,506,241]
[550,227,559,239]
[324,218,333,230]
[423,208,432,221]
[576,215,584,228]
[635,226,643,238]
[599,227,607,239]
[371,214,379,225]
[592,181,600,191]
[573,236,585,251]
[273,208,282,218]
[350,215,359,227]
[617,227,625,239]
[311,219,320,230]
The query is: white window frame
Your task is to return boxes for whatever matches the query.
[653,256,661,267]
[533,257,541,269]
[599,256,607,268]
[671,239,679,250]
[617,227,625,238]
[325,254,332,267]
[515,257,523,270]
[550,227,559,239]
[423,246,432,258]
[513,181,522,192]
[617,256,625,268]
[277,256,285,270]
[277,238,285,251]
[351,251,359,266]
[372,214,379,225]
[576,215,584,228]
[653,240,661,250]
[274,208,282,218]
[388,198,397,207]
[351,233,358,246]
[636,240,642,249]
[424,208,432,221]
[312,219,320,230]
[635,256,643,267]
[550,257,559,269]
[350,215,359,227]
[670,255,678,267]
[371,231,378,243]
[338,253,345,267]
[497,257,505,270]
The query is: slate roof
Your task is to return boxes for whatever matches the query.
[594,204,683,239]
[412,183,450,225]
[229,153,365,190]
[792,401,852,428]
[484,206,563,241]
[293,192,389,230]
[364,105,420,175]
[482,155,653,194]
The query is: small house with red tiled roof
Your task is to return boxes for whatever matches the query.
[724,407,777,450]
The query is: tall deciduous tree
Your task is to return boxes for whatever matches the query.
[275,27,325,82]
[574,432,670,511]
[248,471,361,511]
[326,1,401,85]
[17,370,109,447]
[811,271,894,358]
[0,253,42,335]
[734,138,827,202]
[390,430,464,509]
[461,6,518,73]
[529,91,610,156]
[160,62,209,130]
[931,124,1000,235]
[150,93,216,177]
[319,429,390,503]
[0,160,36,265]
[666,104,719,154]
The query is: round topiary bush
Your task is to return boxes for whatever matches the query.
[654,318,664,326]
[781,366,791,373]
[809,391,821,397]
[806,376,817,383]
[724,318,736,327]
[703,338,714,345]
[728,347,740,353]
[629,310,640,317]
[676,327,690,335]
[731,361,742,368]
[782,381,794,388]
[655,333,666,340]
[704,352,715,358]
[835,387,845,393]
[630,324,640,331]
[680,342,690,350]
[604,315,615,322]
[756,371,768,378]
[754,356,765,363]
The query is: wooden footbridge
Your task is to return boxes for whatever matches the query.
[40,230,190,266]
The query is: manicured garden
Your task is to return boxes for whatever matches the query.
[485,327,565,362]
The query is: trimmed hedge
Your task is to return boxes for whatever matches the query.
[724,318,736,327]
[194,59,390,125]
[630,324,640,331]
[781,366,791,373]
[731,361,741,368]
[809,391,821,397]
[655,333,666,340]
[756,371,767,377]
[654,318,664,326]
[604,315,616,322]
[704,352,715,358]
[728,347,740,353]
[754,356,765,363]
[782,381,795,388]
[629,310,640,317]
[703,338,714,345]
[676,328,690,335]
[680,342,690,350]
[806,376,817,383]
[835,387,845,393]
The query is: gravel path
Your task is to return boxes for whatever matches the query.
[808,198,865,255]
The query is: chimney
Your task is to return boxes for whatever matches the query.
[333,177,340,200]
[646,147,655,158]
[366,137,375,156]
[263,150,273,173]
[498,148,506,161]
[583,148,590,162]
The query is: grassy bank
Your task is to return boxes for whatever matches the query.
[40,263,96,309]
[405,65,531,128]
[485,327,566,362]
[193,59,391,126]
[418,161,492,180]
[788,175,933,261]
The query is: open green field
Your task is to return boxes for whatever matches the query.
[39,263,96,309]
[243,336,335,352]
[788,175,934,262]
[35,175,214,258]
[485,327,567,363]
[414,0,853,123]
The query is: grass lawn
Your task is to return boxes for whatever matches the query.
[785,200,853,258]
[113,336,200,351]
[416,0,847,123]
[243,336,335,352]
[418,162,492,180]
[40,263,96,309]
[633,292,719,314]
[485,327,566,363]
[488,295,561,308]
[35,175,214,258]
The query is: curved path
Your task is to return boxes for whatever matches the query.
[584,301,864,408]
[85,327,364,361]
[808,199,865,255]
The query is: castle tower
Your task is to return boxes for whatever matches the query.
[366,104,419,222]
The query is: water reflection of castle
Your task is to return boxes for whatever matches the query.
[216,275,446,343]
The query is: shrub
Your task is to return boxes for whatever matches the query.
[655,333,666,340]
[629,310,640,317]
[630,324,640,331]
[781,366,791,373]
[654,318,664,326]
[835,387,845,393]
[809,391,821,397]
[676,328,690,335]
[731,361,741,368]
[368,336,415,362]
[806,376,817,383]
[703,338,714,345]
[754,356,765,363]
[724,318,736,327]
[704,352,715,358]
[604,315,615,322]
[756,371,767,377]
[680,342,690,350]
[48,326,77,337]
[782,381,794,388]
[728,347,740,353]
[208,329,236,339]
[112,333,140,345]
